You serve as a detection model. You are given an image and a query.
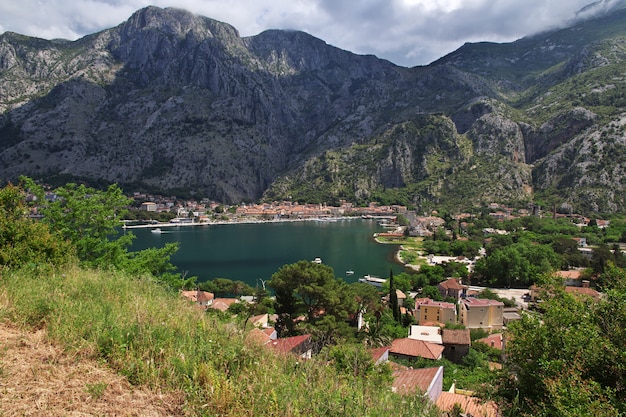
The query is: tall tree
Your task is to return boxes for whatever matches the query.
[389,269,400,322]
[269,260,355,338]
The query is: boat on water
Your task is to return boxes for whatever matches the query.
[346,270,355,275]
[151,228,163,234]
[313,257,322,264]
[358,275,387,287]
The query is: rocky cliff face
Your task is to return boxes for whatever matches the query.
[1,5,626,212]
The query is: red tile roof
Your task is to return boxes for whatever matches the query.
[245,328,271,346]
[390,338,444,360]
[180,290,214,303]
[475,333,504,350]
[268,334,311,354]
[557,270,582,280]
[370,346,390,364]
[208,298,239,312]
[436,392,498,417]
[438,279,465,290]
[392,367,441,395]
[565,286,601,300]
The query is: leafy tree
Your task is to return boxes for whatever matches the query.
[269,260,356,338]
[0,183,74,268]
[496,267,626,415]
[421,285,442,301]
[22,178,186,288]
[29,181,133,268]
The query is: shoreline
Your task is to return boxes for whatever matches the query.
[122,216,360,229]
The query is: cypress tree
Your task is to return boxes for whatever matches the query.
[389,269,400,322]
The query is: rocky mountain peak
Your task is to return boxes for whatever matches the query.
[0,6,625,213]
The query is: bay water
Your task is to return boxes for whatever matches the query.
[127,218,404,287]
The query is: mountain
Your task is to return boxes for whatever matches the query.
[1,4,625,213]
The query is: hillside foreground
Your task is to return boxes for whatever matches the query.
[0,320,185,416]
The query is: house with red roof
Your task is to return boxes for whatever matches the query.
[370,346,390,366]
[475,333,504,351]
[208,298,239,312]
[436,390,499,417]
[267,334,313,359]
[392,366,444,402]
[437,278,467,301]
[180,290,214,310]
[390,338,444,361]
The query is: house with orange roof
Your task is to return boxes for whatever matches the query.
[267,334,313,359]
[390,338,444,361]
[180,290,214,310]
[436,390,498,417]
[249,313,269,328]
[437,278,467,301]
[556,269,584,286]
[370,346,390,366]
[475,332,504,351]
[392,366,444,402]
[208,298,239,312]
[459,298,504,330]
[565,285,601,302]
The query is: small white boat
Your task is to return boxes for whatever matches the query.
[151,228,163,234]
[313,257,322,264]
[359,275,387,287]
[346,270,354,275]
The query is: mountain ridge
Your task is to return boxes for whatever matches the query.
[1,5,626,213]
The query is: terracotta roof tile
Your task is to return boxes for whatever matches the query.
[390,338,444,360]
[268,334,311,354]
[475,333,503,350]
[438,279,465,290]
[392,367,441,395]
[436,392,498,417]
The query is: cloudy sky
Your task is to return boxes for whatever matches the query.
[0,0,617,66]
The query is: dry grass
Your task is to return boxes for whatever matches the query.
[0,320,186,417]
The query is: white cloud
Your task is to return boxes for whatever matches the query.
[0,0,606,66]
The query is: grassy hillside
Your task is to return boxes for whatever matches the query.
[0,265,439,417]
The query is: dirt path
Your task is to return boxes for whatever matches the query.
[0,321,185,416]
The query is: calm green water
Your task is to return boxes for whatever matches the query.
[127,218,404,286]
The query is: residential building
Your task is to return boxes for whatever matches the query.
[459,298,504,330]
[441,328,471,363]
[392,366,444,402]
[370,346,390,366]
[437,278,467,301]
[475,333,504,351]
[141,202,157,212]
[180,290,214,309]
[208,298,239,312]
[436,390,498,417]
[268,334,313,359]
[408,325,443,344]
[414,298,457,325]
[390,338,444,361]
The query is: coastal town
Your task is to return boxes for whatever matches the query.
[162,194,622,417]
[15,182,626,416]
